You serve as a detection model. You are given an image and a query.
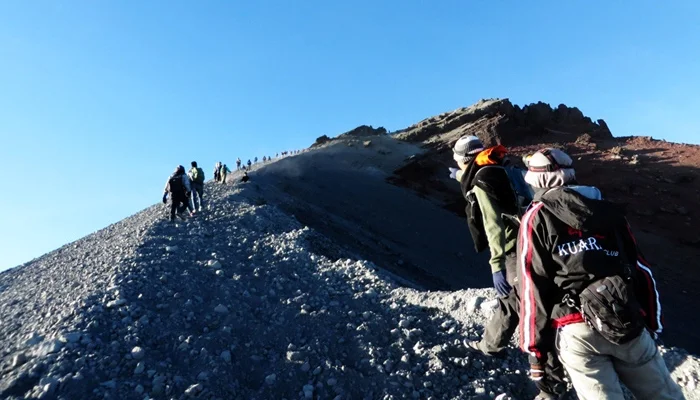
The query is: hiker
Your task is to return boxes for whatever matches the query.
[247,159,252,168]
[220,164,231,184]
[236,158,242,171]
[254,156,258,164]
[452,136,564,399]
[188,161,205,212]
[241,171,250,183]
[262,156,267,163]
[518,149,682,400]
[213,162,221,182]
[162,165,193,221]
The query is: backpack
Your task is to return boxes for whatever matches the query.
[167,175,185,196]
[566,230,645,344]
[191,167,204,184]
[463,164,532,252]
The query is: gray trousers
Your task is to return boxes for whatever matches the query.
[479,254,567,396]
[557,323,683,400]
[190,182,204,210]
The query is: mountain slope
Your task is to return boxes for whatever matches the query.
[1,103,699,399]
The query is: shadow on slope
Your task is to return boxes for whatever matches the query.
[236,138,491,292]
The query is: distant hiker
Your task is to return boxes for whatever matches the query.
[163,165,193,221]
[188,161,205,212]
[254,156,258,164]
[518,149,682,400]
[262,156,267,162]
[220,164,231,183]
[241,171,250,183]
[213,162,222,182]
[247,159,252,168]
[452,136,563,399]
[236,158,242,171]
[276,153,279,158]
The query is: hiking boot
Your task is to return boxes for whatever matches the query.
[462,339,507,358]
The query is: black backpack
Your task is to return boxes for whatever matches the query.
[462,165,527,253]
[167,175,185,197]
[566,230,645,344]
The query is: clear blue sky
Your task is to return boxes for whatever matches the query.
[1,1,699,271]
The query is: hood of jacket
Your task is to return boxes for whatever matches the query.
[534,185,625,232]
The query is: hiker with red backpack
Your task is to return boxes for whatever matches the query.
[452,136,566,400]
[188,161,205,212]
[162,165,194,221]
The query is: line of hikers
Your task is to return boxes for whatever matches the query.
[452,135,682,399]
[163,160,250,222]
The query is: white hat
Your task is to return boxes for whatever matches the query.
[525,148,576,188]
[453,135,484,163]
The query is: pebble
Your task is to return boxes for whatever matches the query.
[131,346,145,360]
[134,361,146,375]
[265,373,276,384]
[220,350,232,363]
[214,304,229,314]
[11,352,27,369]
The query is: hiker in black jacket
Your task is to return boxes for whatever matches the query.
[518,149,682,400]
[163,165,193,221]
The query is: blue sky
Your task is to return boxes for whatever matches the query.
[1,1,699,271]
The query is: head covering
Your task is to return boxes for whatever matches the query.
[524,148,576,188]
[453,135,484,163]
[175,165,185,175]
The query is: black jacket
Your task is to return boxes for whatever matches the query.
[517,186,663,359]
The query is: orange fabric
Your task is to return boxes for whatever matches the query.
[475,145,508,166]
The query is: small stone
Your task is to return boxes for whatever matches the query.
[301,362,311,372]
[480,299,499,312]
[184,383,204,396]
[25,333,44,346]
[135,384,144,394]
[165,246,179,252]
[215,270,224,276]
[327,378,337,386]
[362,311,372,319]
[62,332,82,343]
[214,304,229,314]
[286,351,305,362]
[36,339,64,356]
[220,350,231,363]
[265,373,276,384]
[197,371,209,381]
[398,319,411,328]
[100,379,117,389]
[312,366,322,375]
[131,346,145,360]
[134,361,145,375]
[11,353,27,369]
[106,298,127,308]
[466,297,485,314]
[207,260,222,269]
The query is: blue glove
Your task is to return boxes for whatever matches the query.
[449,167,460,180]
[162,193,168,204]
[492,270,512,297]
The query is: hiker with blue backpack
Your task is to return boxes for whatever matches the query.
[451,136,566,400]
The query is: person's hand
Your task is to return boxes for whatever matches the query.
[162,193,167,204]
[449,167,460,179]
[492,270,512,297]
